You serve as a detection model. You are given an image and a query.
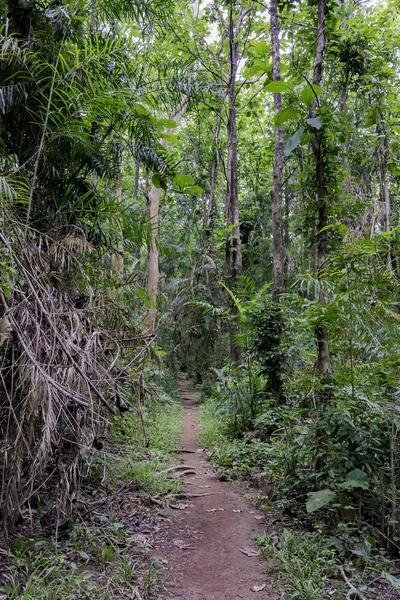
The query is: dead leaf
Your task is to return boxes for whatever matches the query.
[254,516,263,520]
[173,539,191,550]
[170,502,190,510]
[239,547,260,557]
[252,584,266,592]
[206,508,225,513]
[233,509,241,513]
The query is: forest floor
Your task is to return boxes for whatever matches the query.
[155,375,275,600]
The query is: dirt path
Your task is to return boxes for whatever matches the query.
[157,376,271,600]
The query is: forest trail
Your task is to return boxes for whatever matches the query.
[158,375,271,600]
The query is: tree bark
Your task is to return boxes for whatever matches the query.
[133,160,141,286]
[311,0,331,377]
[204,119,220,242]
[378,124,392,272]
[111,179,124,284]
[226,6,243,366]
[269,0,285,401]
[270,0,284,295]
[226,7,242,283]
[144,100,188,333]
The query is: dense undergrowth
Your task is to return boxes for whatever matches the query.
[0,376,182,600]
[196,350,400,600]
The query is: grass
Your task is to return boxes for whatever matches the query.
[116,395,182,456]
[0,383,183,599]
[198,398,228,448]
[113,393,183,496]
[0,512,167,599]
[118,457,182,495]
[257,529,340,600]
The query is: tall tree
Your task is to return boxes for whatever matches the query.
[144,101,188,334]
[311,0,331,377]
[225,5,243,284]
[270,0,284,295]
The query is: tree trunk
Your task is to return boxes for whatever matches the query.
[311,0,331,377]
[269,0,284,401]
[133,160,141,286]
[204,120,220,297]
[226,7,242,283]
[226,7,243,366]
[270,0,284,296]
[144,100,188,333]
[204,120,220,242]
[378,125,392,272]
[111,179,124,285]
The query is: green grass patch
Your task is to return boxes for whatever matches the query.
[257,529,340,600]
[118,457,182,495]
[1,525,165,600]
[198,398,228,448]
[116,396,182,457]
[198,397,272,478]
[111,392,183,496]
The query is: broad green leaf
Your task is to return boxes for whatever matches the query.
[158,118,177,129]
[174,174,195,188]
[185,185,204,195]
[251,40,269,57]
[284,127,305,156]
[161,133,179,143]
[243,60,271,79]
[265,81,292,93]
[339,469,369,490]
[275,108,301,126]
[299,84,323,105]
[306,489,336,513]
[301,133,314,145]
[306,116,322,129]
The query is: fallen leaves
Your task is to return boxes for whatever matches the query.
[206,508,225,513]
[170,502,191,510]
[239,547,260,557]
[173,539,191,550]
[252,584,266,592]
[233,509,241,513]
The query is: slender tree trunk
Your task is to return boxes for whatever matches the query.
[226,7,242,283]
[378,124,392,272]
[204,120,220,241]
[111,179,124,284]
[144,100,188,333]
[284,182,291,250]
[311,0,331,377]
[269,0,285,401]
[204,120,220,297]
[133,160,141,285]
[225,7,243,365]
[271,0,284,295]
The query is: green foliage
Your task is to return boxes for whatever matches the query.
[257,530,340,600]
[209,437,273,478]
[118,458,182,495]
[198,398,229,448]
[112,385,183,495]
[116,393,182,457]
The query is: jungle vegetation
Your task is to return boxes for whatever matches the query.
[1,0,400,582]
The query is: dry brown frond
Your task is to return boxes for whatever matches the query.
[0,225,152,533]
